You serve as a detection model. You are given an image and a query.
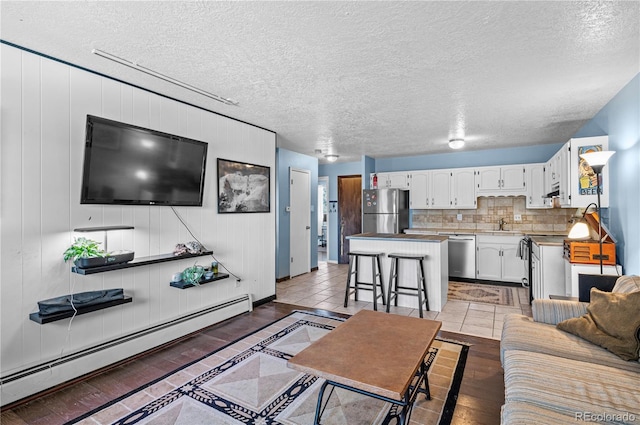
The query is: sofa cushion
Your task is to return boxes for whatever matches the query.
[501,314,640,373]
[503,350,640,423]
[613,275,640,294]
[557,288,640,361]
[501,401,585,425]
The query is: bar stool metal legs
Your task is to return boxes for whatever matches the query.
[386,253,429,317]
[344,251,386,311]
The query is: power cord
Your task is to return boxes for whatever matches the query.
[170,207,242,282]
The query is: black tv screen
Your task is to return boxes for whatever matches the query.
[81,115,208,206]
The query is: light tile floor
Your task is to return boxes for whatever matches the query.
[276,261,532,340]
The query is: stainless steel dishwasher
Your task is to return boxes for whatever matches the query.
[442,233,476,279]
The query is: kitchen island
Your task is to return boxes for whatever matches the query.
[346,233,449,311]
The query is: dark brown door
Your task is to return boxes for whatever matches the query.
[338,175,362,264]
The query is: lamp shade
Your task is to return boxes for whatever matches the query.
[580,151,615,171]
[568,220,590,239]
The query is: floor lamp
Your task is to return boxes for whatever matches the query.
[568,150,615,274]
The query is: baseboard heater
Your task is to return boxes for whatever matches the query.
[1,294,251,406]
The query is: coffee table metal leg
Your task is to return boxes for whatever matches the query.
[314,380,335,425]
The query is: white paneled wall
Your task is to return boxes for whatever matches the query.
[0,44,276,402]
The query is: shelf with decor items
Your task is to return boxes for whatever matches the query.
[71,251,213,275]
[170,273,230,289]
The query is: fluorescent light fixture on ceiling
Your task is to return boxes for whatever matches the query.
[92,49,239,106]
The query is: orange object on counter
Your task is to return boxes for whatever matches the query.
[563,240,616,265]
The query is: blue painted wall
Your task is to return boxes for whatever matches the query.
[573,73,640,274]
[276,148,319,279]
[318,161,360,262]
[363,156,375,189]
[375,144,563,172]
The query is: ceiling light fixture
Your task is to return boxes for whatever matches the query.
[92,49,239,106]
[448,139,465,149]
[325,154,339,162]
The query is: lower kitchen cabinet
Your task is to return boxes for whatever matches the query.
[476,235,526,283]
[531,242,565,299]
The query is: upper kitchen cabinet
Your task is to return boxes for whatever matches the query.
[408,168,476,210]
[525,163,549,209]
[546,142,570,206]
[409,171,430,209]
[451,168,477,208]
[476,165,526,196]
[568,136,610,208]
[546,136,610,208]
[374,172,410,189]
[430,169,452,208]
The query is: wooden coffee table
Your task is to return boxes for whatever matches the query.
[288,310,442,424]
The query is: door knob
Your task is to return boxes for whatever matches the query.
[306,226,310,229]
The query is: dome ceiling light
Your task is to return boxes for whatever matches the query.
[448,139,465,149]
[324,154,339,162]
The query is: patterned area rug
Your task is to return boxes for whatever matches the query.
[67,311,468,425]
[448,282,515,306]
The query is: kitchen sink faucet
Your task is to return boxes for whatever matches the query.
[498,217,507,231]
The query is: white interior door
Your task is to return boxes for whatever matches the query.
[290,168,311,277]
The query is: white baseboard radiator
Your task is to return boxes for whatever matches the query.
[1,294,252,406]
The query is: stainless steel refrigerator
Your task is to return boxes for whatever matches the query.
[362,189,409,233]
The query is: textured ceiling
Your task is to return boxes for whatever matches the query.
[1,1,639,163]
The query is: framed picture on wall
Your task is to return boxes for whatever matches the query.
[217,158,270,213]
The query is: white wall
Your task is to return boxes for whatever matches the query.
[0,44,276,402]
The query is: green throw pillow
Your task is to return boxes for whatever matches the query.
[557,288,640,361]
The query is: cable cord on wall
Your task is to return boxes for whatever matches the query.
[170,207,242,281]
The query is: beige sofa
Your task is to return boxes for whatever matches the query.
[500,275,640,424]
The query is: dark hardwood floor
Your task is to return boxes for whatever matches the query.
[1,302,504,425]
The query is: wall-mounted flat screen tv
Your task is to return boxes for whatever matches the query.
[81,115,208,206]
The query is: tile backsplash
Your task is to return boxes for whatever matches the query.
[411,196,578,234]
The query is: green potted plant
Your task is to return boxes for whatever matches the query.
[63,237,106,266]
[182,264,205,286]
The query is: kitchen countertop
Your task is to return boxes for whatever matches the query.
[347,233,448,242]
[406,228,568,237]
[530,235,566,246]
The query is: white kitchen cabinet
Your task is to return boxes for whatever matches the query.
[409,171,430,209]
[451,168,477,208]
[411,168,476,210]
[476,165,526,195]
[386,172,411,189]
[568,136,610,208]
[531,242,565,299]
[430,169,451,208]
[476,235,526,283]
[525,163,549,209]
[371,172,410,189]
[546,136,610,208]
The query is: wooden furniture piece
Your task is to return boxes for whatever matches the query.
[387,253,430,317]
[288,310,442,425]
[344,251,386,311]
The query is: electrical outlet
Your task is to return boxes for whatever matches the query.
[456,213,463,221]
[514,214,522,221]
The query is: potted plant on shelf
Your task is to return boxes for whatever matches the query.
[63,237,106,267]
[182,264,205,286]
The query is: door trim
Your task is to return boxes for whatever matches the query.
[289,167,311,277]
